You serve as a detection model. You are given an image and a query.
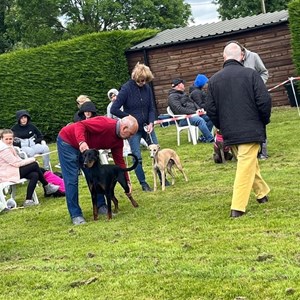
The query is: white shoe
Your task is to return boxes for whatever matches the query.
[44,183,60,195]
[23,199,38,207]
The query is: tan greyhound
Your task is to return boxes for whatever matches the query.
[148,144,188,191]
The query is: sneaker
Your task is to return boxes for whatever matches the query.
[142,182,153,192]
[198,136,206,143]
[72,216,86,225]
[258,154,268,160]
[23,199,38,207]
[98,205,108,215]
[44,183,60,195]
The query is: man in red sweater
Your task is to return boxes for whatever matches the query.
[57,115,138,225]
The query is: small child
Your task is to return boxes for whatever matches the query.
[40,168,65,197]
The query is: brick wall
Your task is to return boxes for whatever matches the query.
[126,23,297,115]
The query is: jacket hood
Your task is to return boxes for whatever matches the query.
[78,102,97,118]
[16,110,31,123]
[0,140,9,151]
[107,88,119,100]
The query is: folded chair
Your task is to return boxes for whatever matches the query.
[167,106,198,146]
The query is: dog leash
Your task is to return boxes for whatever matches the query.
[144,124,154,144]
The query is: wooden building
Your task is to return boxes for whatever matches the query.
[126,10,296,115]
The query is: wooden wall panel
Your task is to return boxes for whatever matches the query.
[127,23,297,114]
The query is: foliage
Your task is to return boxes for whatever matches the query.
[213,0,290,20]
[0,107,300,299]
[0,29,158,141]
[288,0,300,76]
[0,0,191,52]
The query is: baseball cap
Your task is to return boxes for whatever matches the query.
[171,78,185,87]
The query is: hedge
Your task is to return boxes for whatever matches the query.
[288,0,300,76]
[0,29,157,141]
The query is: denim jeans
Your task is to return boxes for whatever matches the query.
[128,130,158,185]
[180,115,213,141]
[57,136,105,219]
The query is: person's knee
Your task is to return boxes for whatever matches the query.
[24,148,35,157]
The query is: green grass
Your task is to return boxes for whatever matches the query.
[1,106,299,300]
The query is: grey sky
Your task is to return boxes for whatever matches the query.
[185,0,220,25]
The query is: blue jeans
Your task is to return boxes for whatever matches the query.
[128,130,158,185]
[180,115,213,141]
[57,136,105,219]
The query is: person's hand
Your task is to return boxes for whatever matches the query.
[79,141,89,152]
[197,109,206,115]
[146,123,153,133]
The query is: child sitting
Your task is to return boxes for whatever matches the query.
[40,168,65,197]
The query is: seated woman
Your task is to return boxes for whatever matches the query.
[0,129,59,207]
[11,110,51,170]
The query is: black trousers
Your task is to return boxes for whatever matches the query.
[19,162,48,200]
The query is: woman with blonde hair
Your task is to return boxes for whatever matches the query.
[111,62,167,192]
[73,95,92,122]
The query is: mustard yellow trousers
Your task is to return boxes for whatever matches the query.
[230,143,270,212]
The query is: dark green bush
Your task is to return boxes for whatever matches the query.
[288,0,300,76]
[0,29,157,141]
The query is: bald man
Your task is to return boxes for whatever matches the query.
[57,115,138,225]
[206,42,272,218]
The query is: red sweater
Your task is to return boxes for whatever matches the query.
[59,116,129,181]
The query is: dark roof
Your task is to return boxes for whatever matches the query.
[130,10,288,51]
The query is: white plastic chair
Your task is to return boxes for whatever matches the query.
[0,179,39,210]
[167,106,198,146]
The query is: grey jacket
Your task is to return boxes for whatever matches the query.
[243,48,269,84]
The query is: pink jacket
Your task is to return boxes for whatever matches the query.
[43,171,65,192]
[0,141,35,183]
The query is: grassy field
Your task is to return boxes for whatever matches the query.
[0,106,299,300]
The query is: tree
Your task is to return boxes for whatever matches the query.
[0,0,192,52]
[60,0,192,34]
[0,0,15,53]
[213,0,290,20]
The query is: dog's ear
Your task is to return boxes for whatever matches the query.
[157,144,160,150]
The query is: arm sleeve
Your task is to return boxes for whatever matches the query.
[1,148,35,168]
[111,146,130,181]
[206,84,220,129]
[110,88,129,119]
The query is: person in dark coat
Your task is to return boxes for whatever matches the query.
[77,101,97,120]
[189,73,209,111]
[11,110,51,170]
[110,62,160,192]
[206,42,272,218]
[168,78,214,143]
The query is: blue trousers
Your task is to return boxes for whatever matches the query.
[57,136,105,219]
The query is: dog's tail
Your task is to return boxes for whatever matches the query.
[123,153,139,172]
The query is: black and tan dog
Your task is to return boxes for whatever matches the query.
[149,144,188,191]
[82,149,139,220]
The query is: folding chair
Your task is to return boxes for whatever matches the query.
[167,106,198,146]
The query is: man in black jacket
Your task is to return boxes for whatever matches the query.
[168,79,214,143]
[206,42,272,218]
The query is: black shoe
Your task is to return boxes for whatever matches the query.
[230,209,245,218]
[257,195,268,204]
[141,183,152,192]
